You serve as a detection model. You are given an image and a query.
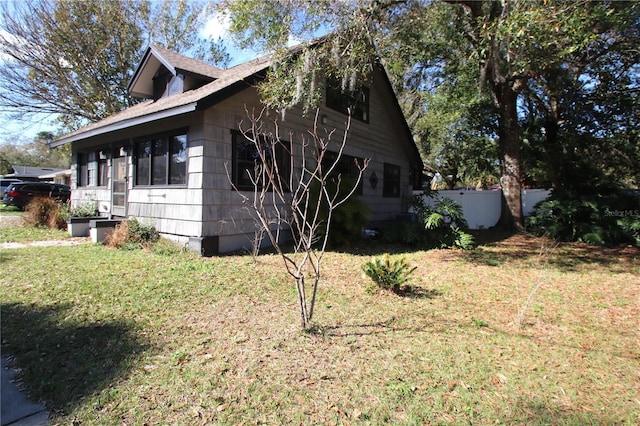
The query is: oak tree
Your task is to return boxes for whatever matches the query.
[0,0,229,132]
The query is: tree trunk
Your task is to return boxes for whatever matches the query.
[450,0,525,232]
[543,98,562,189]
[496,84,524,232]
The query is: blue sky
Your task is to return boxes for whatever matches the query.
[0,9,260,144]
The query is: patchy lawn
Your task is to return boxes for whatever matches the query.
[0,223,69,243]
[1,231,638,425]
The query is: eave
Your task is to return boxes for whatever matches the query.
[50,102,197,148]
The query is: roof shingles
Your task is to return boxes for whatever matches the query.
[149,45,225,79]
[54,54,272,146]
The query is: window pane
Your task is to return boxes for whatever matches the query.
[169,134,187,184]
[152,138,167,185]
[87,152,97,186]
[234,137,261,189]
[383,163,401,198]
[232,132,292,191]
[78,153,87,187]
[326,78,369,123]
[98,158,108,186]
[322,152,363,195]
[113,181,126,193]
[113,194,125,206]
[97,150,108,186]
[136,141,151,186]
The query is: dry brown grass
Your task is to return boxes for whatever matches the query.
[105,219,131,248]
[1,232,638,424]
[22,197,65,229]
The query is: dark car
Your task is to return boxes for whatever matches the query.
[1,178,22,197]
[2,182,71,210]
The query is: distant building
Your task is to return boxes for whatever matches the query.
[2,165,70,184]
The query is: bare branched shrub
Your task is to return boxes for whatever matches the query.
[514,239,558,327]
[228,108,369,328]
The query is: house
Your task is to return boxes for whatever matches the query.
[2,165,70,184]
[52,44,422,255]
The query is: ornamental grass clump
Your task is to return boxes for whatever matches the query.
[24,197,67,230]
[106,218,159,250]
[362,255,417,294]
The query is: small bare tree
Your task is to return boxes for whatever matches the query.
[227,107,369,329]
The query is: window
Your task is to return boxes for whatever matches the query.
[78,153,88,187]
[231,131,291,191]
[77,150,108,187]
[135,131,187,186]
[153,68,184,100]
[326,78,370,123]
[97,151,108,186]
[169,134,188,184]
[383,163,401,198]
[136,141,151,186]
[322,151,365,195]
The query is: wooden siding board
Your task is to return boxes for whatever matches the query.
[199,79,415,225]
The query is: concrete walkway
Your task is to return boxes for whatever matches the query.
[1,215,58,424]
[1,356,48,426]
[0,238,89,250]
[0,214,90,249]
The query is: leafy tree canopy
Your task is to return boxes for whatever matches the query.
[0,0,230,132]
[221,0,639,229]
[0,131,70,174]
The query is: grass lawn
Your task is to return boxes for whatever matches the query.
[0,223,69,243]
[1,228,638,425]
[0,205,23,215]
[1,204,70,242]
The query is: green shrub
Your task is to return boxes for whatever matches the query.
[380,221,426,245]
[56,201,71,222]
[362,255,417,293]
[381,193,475,250]
[618,216,640,246]
[421,197,475,249]
[71,201,98,217]
[306,179,371,247]
[526,187,640,247]
[127,218,159,243]
[49,207,68,230]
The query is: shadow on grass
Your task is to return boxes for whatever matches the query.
[316,317,401,338]
[328,230,638,273]
[458,232,639,273]
[511,397,627,425]
[325,229,515,257]
[1,302,151,416]
[0,251,21,263]
[394,286,442,299]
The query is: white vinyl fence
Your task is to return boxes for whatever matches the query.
[412,188,551,229]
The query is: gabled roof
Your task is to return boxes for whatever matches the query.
[128,45,225,98]
[5,165,68,178]
[52,54,272,148]
[52,39,420,170]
